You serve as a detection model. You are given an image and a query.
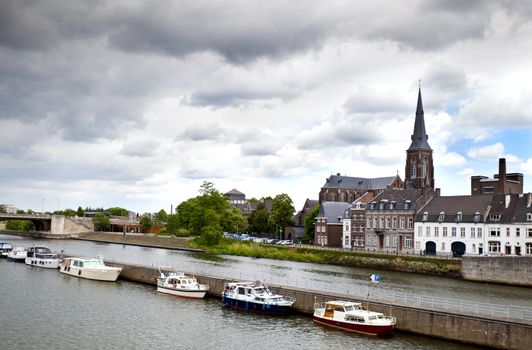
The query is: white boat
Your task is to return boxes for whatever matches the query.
[0,242,13,257]
[222,281,295,314]
[157,271,209,299]
[25,246,61,269]
[313,300,396,336]
[60,256,122,282]
[7,246,27,262]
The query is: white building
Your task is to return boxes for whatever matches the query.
[415,194,532,257]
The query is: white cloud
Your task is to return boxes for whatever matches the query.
[467,143,505,160]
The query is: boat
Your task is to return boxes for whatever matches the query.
[60,256,122,282]
[0,242,13,257]
[313,300,396,336]
[157,271,209,299]
[222,281,295,315]
[25,246,61,269]
[6,246,27,262]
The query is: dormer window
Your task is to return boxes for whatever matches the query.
[473,212,481,223]
[390,201,395,210]
[422,212,428,222]
[490,214,501,222]
[456,212,463,223]
[438,211,445,222]
[404,200,411,210]
[527,213,532,221]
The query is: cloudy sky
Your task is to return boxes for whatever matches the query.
[2,0,532,214]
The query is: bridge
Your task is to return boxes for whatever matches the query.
[0,213,94,238]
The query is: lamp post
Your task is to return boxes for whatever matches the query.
[42,198,45,214]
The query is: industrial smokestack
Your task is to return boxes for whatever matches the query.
[498,158,506,195]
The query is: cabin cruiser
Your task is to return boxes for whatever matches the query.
[157,271,209,299]
[313,300,396,336]
[25,246,61,269]
[6,246,27,262]
[0,242,13,257]
[222,281,295,315]
[60,256,122,282]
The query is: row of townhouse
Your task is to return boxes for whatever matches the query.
[336,192,532,257]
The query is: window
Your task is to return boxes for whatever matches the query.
[392,217,397,229]
[489,241,501,253]
[490,228,501,237]
[434,226,439,237]
[415,241,420,250]
[516,228,520,237]
[399,217,405,229]
[441,242,445,251]
[506,228,510,237]
[373,217,378,228]
[422,162,427,179]
[425,226,431,237]
[438,212,445,222]
[456,212,463,223]
[386,217,391,229]
[404,200,411,210]
[527,213,532,221]
[367,217,372,228]
[404,237,412,248]
[528,228,532,238]
[470,228,475,238]
[483,187,494,194]
[412,161,417,178]
[490,214,501,222]
[460,227,465,237]
[422,212,428,222]
[451,227,457,237]
[379,217,384,229]
[473,212,481,223]
[477,227,483,238]
[417,226,423,237]
[443,227,448,237]
[392,236,397,247]
[408,218,413,229]
[526,243,532,255]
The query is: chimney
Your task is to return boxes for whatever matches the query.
[498,158,507,194]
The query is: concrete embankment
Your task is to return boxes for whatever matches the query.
[74,232,204,252]
[462,256,532,287]
[109,260,532,350]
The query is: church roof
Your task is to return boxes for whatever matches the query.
[225,188,245,196]
[408,88,432,151]
[322,174,398,190]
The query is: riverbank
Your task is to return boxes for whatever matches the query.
[75,232,204,252]
[189,239,462,278]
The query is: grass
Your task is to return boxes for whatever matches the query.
[189,239,462,277]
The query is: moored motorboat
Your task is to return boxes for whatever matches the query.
[157,271,209,299]
[222,281,295,315]
[313,300,396,336]
[60,256,122,281]
[0,242,13,257]
[7,246,27,262]
[25,246,61,269]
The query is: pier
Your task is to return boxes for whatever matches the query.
[108,259,532,350]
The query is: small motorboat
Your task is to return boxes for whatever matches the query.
[60,256,122,282]
[25,246,61,269]
[222,281,295,315]
[0,242,13,257]
[7,246,27,262]
[313,300,396,336]
[157,271,209,299]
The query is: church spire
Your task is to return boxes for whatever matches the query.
[408,88,432,151]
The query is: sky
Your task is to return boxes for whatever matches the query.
[2,0,532,214]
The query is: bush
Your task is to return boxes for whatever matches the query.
[200,225,223,245]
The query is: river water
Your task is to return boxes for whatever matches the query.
[0,234,530,349]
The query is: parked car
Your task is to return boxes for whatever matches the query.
[265,239,279,244]
[278,240,294,246]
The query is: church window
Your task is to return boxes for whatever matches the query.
[412,161,417,178]
[422,162,427,179]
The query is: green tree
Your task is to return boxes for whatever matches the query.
[155,209,168,224]
[139,215,153,233]
[108,207,129,216]
[248,205,271,234]
[92,212,111,231]
[269,193,295,238]
[77,206,85,217]
[0,205,5,213]
[6,220,34,231]
[303,205,320,243]
[166,213,180,235]
[222,206,249,233]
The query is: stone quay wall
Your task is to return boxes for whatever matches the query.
[108,260,532,350]
[462,256,532,287]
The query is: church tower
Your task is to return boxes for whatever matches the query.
[405,88,434,189]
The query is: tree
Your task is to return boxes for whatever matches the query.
[248,205,271,234]
[165,213,180,235]
[139,215,153,233]
[155,209,168,224]
[0,205,5,213]
[77,206,85,217]
[6,220,34,231]
[92,212,111,231]
[222,206,249,233]
[269,194,296,237]
[303,205,320,243]
[108,207,129,216]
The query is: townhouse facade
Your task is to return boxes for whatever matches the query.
[315,201,350,247]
